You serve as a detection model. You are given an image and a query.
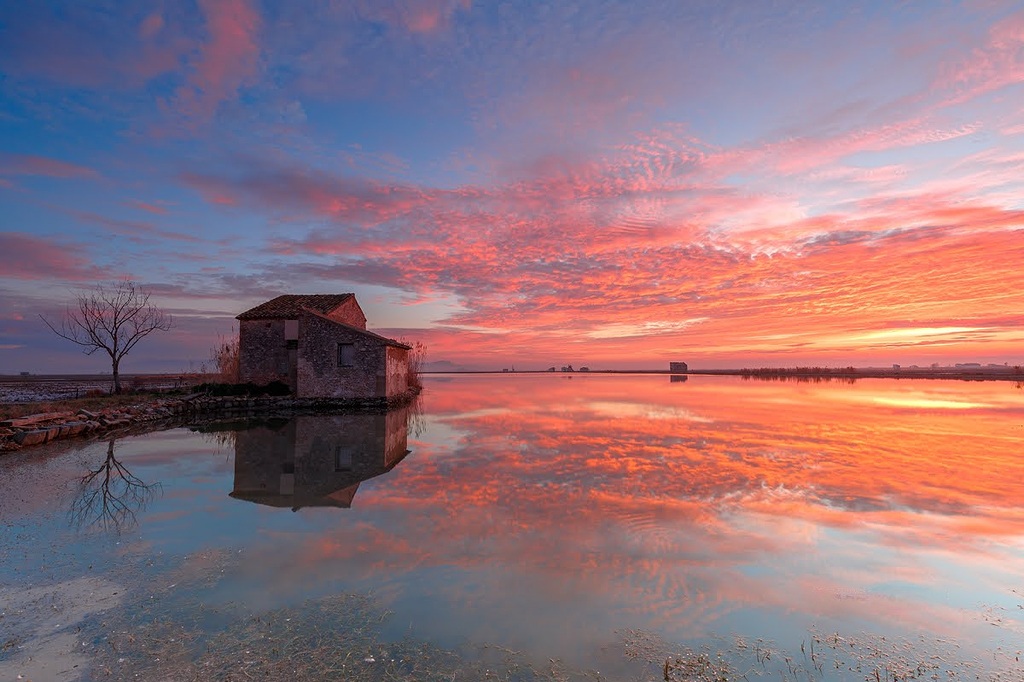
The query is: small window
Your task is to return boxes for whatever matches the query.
[284,319,299,340]
[338,343,355,367]
[335,445,354,472]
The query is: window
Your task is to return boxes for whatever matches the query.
[335,445,354,472]
[338,343,355,367]
[284,319,299,340]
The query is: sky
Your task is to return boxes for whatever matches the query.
[1,0,1023,373]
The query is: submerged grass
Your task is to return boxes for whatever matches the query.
[84,588,1024,682]
[90,592,608,682]
[60,503,1024,682]
[82,548,604,682]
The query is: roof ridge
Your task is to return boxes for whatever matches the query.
[236,293,356,320]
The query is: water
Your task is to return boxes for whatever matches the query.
[1,373,1023,681]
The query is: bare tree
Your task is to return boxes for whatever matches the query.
[41,280,173,393]
[68,438,161,532]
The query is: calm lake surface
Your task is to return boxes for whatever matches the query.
[2,374,1023,681]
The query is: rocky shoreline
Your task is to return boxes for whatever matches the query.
[0,390,421,453]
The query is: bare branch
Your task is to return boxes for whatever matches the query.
[40,279,173,393]
[68,438,162,532]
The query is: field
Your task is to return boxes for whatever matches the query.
[0,374,199,404]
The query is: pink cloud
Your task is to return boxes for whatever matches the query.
[65,209,205,244]
[353,0,471,35]
[935,9,1024,104]
[719,117,983,178]
[240,166,1024,366]
[0,233,106,282]
[182,166,436,231]
[125,199,171,215]
[181,128,1024,358]
[139,12,165,40]
[0,154,99,179]
[169,0,262,127]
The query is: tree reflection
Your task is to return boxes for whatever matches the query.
[69,438,161,531]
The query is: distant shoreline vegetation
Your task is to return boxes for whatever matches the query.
[420,364,1024,382]
[4,365,1024,384]
[709,364,1024,383]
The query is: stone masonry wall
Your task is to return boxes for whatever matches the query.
[229,411,410,508]
[296,312,385,399]
[293,412,403,482]
[385,345,409,397]
[383,407,409,466]
[232,418,298,499]
[239,319,293,388]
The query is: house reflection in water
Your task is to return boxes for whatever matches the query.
[229,409,410,511]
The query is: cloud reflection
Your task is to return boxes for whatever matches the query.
[228,376,1024,653]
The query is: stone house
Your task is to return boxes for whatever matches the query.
[236,294,410,399]
[229,410,410,510]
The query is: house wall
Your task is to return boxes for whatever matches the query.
[239,319,295,389]
[383,407,410,467]
[231,418,297,500]
[294,411,408,481]
[385,345,409,397]
[296,312,386,399]
[325,298,367,329]
[230,412,410,509]
[239,305,408,399]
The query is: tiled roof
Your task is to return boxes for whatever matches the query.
[236,294,354,320]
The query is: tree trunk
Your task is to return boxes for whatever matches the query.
[112,357,122,394]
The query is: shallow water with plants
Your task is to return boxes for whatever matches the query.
[1,374,1023,681]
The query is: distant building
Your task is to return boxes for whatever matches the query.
[669,362,688,374]
[547,367,556,372]
[237,294,410,400]
[579,366,590,372]
[892,364,901,370]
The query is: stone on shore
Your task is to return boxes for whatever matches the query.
[13,429,51,446]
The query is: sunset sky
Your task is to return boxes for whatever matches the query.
[2,0,1023,373]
